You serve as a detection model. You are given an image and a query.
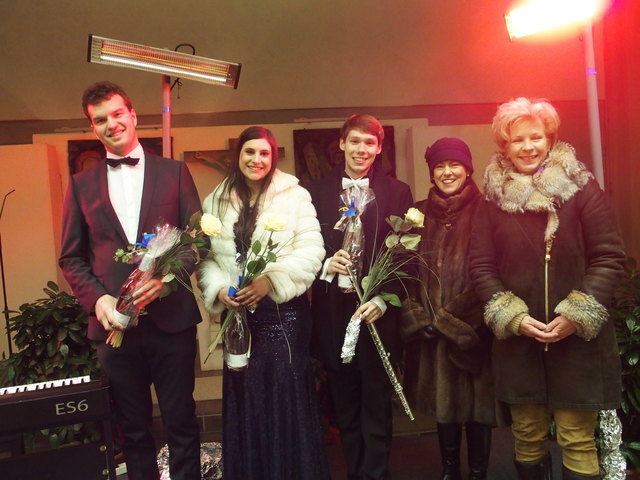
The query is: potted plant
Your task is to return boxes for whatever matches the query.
[0,281,101,450]
[612,257,640,473]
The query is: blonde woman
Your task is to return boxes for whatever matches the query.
[469,98,625,480]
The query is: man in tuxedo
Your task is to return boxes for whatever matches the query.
[59,81,202,480]
[308,114,413,480]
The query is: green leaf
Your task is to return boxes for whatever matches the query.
[385,215,404,232]
[381,292,401,307]
[46,338,57,357]
[400,233,421,250]
[385,234,400,249]
[49,433,61,449]
[246,258,266,276]
[162,273,175,283]
[251,240,262,255]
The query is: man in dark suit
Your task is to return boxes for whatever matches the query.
[308,114,413,480]
[59,81,202,480]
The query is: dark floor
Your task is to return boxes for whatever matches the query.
[324,426,563,480]
[116,425,564,479]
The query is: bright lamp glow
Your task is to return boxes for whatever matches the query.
[505,0,598,39]
[87,34,241,88]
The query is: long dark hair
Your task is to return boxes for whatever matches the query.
[215,126,279,251]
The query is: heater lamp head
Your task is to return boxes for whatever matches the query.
[87,34,241,88]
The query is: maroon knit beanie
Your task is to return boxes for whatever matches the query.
[424,137,474,179]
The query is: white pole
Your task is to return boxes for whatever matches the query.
[162,75,172,159]
[583,19,605,190]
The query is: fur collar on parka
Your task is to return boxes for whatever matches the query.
[484,142,592,243]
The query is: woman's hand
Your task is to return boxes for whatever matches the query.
[234,275,272,307]
[218,287,241,309]
[544,315,577,342]
[518,315,560,344]
[328,249,352,276]
[354,300,383,325]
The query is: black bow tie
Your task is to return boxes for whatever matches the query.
[106,156,139,168]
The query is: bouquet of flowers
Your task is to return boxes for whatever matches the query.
[341,207,424,420]
[109,211,220,347]
[333,182,376,292]
[204,214,286,368]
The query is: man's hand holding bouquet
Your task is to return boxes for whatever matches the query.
[107,211,219,347]
[337,204,425,420]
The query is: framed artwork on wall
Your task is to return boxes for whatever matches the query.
[292,126,395,187]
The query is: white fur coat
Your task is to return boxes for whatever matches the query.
[197,169,325,314]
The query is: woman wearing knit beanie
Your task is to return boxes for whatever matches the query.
[401,137,497,480]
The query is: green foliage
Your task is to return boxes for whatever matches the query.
[0,282,101,451]
[612,257,640,468]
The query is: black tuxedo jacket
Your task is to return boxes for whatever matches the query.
[59,153,202,341]
[308,163,413,370]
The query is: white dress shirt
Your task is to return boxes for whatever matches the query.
[106,144,145,244]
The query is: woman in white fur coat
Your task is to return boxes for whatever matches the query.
[197,126,329,480]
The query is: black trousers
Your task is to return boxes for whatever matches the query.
[97,319,200,480]
[326,354,394,480]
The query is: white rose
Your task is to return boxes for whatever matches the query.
[264,214,286,232]
[404,207,425,228]
[201,213,222,237]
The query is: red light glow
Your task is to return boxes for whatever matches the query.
[505,0,599,39]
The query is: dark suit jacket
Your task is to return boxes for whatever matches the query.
[308,163,413,370]
[59,153,202,341]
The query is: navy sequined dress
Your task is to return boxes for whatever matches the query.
[222,293,330,480]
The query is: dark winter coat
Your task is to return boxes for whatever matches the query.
[401,180,496,424]
[469,142,626,410]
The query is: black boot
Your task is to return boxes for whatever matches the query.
[513,452,552,480]
[466,421,492,480]
[562,465,601,480]
[437,422,463,480]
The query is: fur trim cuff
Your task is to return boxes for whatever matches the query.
[554,290,608,340]
[484,291,529,339]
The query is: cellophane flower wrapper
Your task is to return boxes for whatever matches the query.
[598,409,626,480]
[340,313,362,363]
[157,442,222,480]
[334,186,375,292]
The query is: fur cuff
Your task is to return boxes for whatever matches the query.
[554,290,608,340]
[434,307,479,350]
[484,291,529,339]
[399,296,430,342]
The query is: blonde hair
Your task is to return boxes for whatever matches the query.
[491,97,560,152]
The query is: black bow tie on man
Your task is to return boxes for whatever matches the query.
[106,156,139,168]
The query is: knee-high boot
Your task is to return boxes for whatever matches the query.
[465,422,492,480]
[561,465,601,480]
[437,422,463,480]
[513,451,552,480]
